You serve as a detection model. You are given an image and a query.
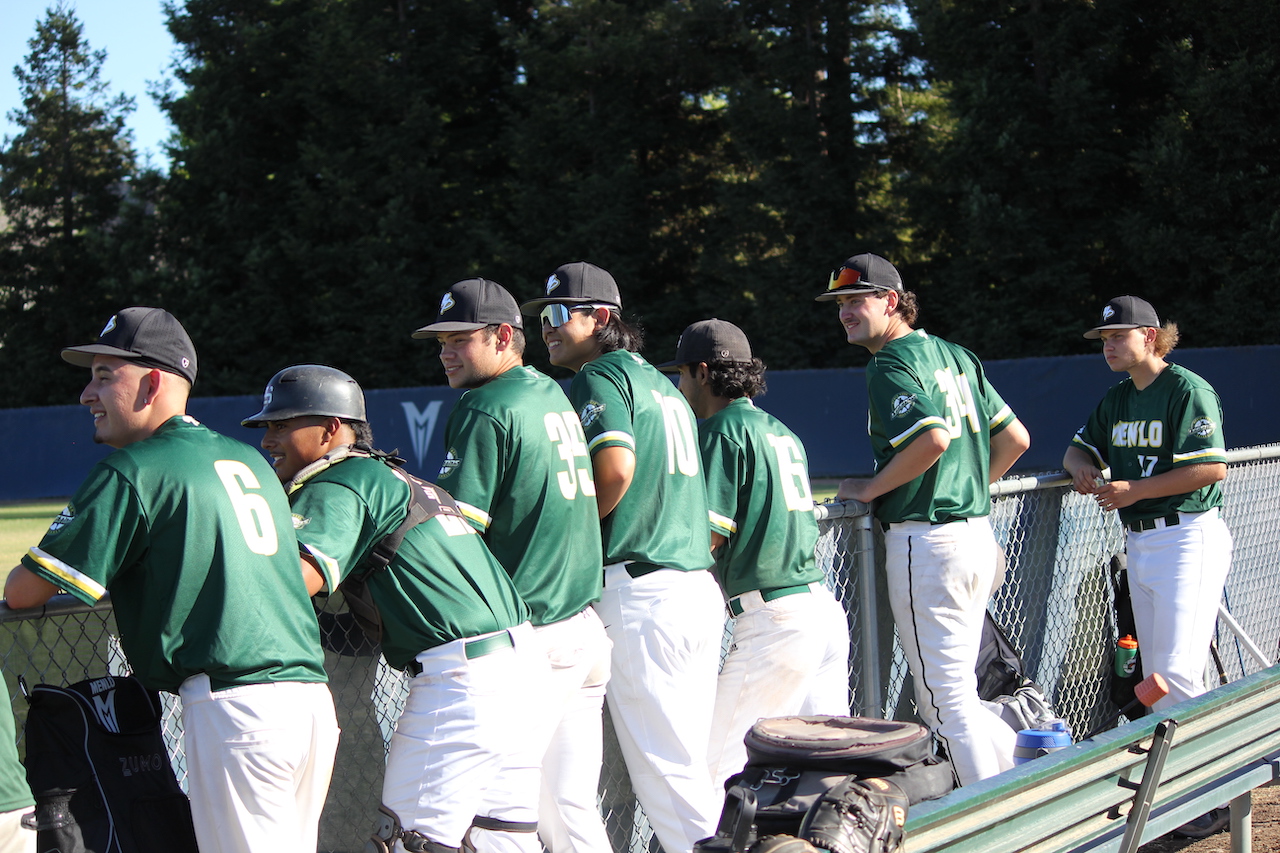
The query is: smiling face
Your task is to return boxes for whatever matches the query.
[259,416,335,482]
[79,356,156,448]
[835,290,897,352]
[541,306,606,372]
[437,327,505,389]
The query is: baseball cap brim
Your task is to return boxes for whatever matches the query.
[412,320,497,337]
[814,285,892,302]
[1083,324,1143,340]
[61,344,153,368]
[519,296,616,316]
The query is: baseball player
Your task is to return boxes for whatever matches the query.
[520,262,724,853]
[0,676,34,853]
[4,308,339,853]
[658,318,851,791]
[413,278,613,853]
[817,255,1031,786]
[243,364,546,853]
[1063,296,1232,715]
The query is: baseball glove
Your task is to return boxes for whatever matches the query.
[798,776,909,853]
[749,835,821,853]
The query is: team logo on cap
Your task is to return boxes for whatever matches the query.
[181,357,190,369]
[546,274,561,294]
[891,394,917,418]
[1190,417,1217,438]
[579,401,605,428]
[440,293,455,314]
[1101,305,1116,321]
[100,315,118,336]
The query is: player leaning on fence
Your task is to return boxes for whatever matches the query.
[1063,296,1232,714]
[414,278,614,853]
[521,262,725,853]
[242,365,546,853]
[819,255,1031,786]
[658,318,851,792]
[3,308,340,853]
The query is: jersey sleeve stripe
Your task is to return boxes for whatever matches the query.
[1173,447,1227,464]
[587,430,635,453]
[708,510,737,537]
[988,405,1014,430]
[25,547,107,602]
[456,501,492,531]
[302,544,342,593]
[1070,434,1106,468]
[888,416,949,449]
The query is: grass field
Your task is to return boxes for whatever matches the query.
[0,500,66,571]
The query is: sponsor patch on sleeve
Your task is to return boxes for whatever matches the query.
[579,401,606,429]
[1189,417,1216,438]
[890,394,917,419]
[438,448,461,479]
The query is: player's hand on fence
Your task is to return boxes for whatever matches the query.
[1093,480,1137,512]
[836,478,873,504]
[1069,464,1105,495]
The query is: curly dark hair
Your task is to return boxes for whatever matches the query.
[705,358,767,399]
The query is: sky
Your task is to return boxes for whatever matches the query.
[2,0,179,167]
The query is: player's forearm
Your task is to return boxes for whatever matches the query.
[988,418,1031,484]
[1063,446,1104,494]
[592,445,636,519]
[3,565,59,609]
[838,429,948,504]
[300,555,327,597]
[1124,462,1227,502]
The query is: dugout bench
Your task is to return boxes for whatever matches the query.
[903,664,1280,853]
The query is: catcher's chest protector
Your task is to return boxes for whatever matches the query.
[698,716,955,853]
[22,675,198,853]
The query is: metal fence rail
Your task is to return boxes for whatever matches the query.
[4,442,1278,853]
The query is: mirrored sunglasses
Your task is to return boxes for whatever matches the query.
[540,303,608,328]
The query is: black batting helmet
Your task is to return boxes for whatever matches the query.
[241,364,367,427]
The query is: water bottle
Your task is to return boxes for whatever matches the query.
[1114,635,1138,677]
[1014,720,1073,764]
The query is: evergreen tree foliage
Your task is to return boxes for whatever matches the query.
[0,3,147,405]
[905,0,1280,357]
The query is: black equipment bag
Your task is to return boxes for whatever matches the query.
[697,716,954,853]
[1108,554,1149,718]
[21,675,198,853]
[976,610,1059,732]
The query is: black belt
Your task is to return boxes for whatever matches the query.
[625,561,664,579]
[1127,513,1181,533]
[405,631,514,676]
[880,517,962,532]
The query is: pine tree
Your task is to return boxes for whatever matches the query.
[0,2,142,406]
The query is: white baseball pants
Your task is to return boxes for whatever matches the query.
[385,623,545,853]
[707,583,851,790]
[178,675,339,853]
[883,517,1017,786]
[533,607,614,853]
[596,564,724,853]
[1125,509,1232,713]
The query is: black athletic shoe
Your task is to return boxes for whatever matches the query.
[1173,808,1230,839]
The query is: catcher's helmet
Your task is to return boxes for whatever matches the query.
[241,364,367,427]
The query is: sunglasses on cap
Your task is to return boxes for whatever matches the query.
[827,266,869,292]
[540,303,611,328]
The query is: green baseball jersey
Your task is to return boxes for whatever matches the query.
[437,366,603,625]
[1071,363,1226,522]
[288,454,528,670]
[699,398,823,597]
[866,329,1016,524]
[21,416,327,693]
[569,350,713,571]
[1,676,33,813]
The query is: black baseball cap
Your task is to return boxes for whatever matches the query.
[1083,296,1161,339]
[519,262,622,315]
[61,307,198,384]
[657,319,754,372]
[412,278,523,336]
[815,253,904,301]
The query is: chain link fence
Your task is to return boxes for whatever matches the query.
[4,443,1278,853]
